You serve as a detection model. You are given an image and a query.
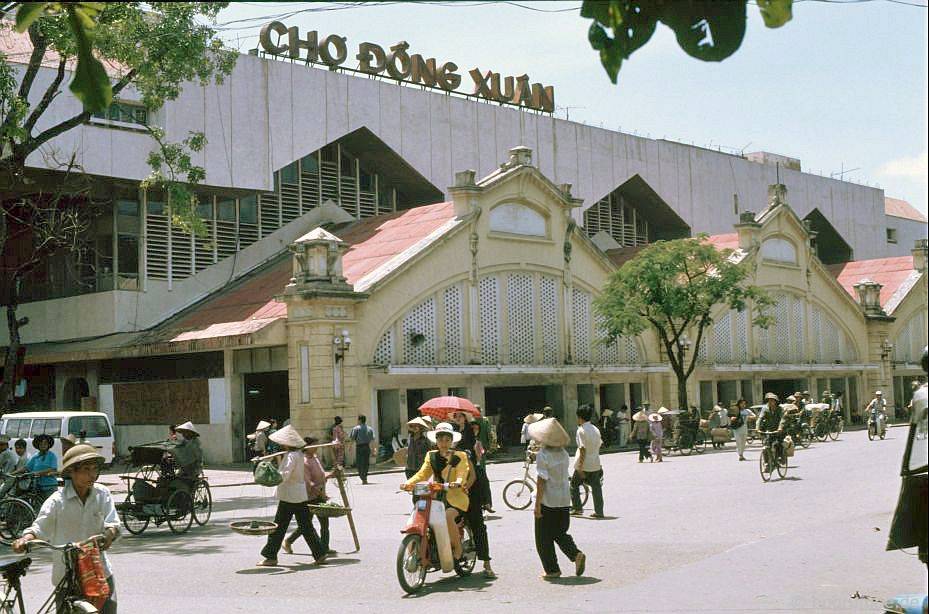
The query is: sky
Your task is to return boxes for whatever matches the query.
[213,0,929,217]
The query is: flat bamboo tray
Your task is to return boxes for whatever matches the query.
[229,520,277,535]
[307,503,352,518]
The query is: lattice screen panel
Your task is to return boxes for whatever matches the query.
[373,329,394,365]
[772,295,791,362]
[791,298,805,362]
[479,276,500,364]
[733,309,748,363]
[821,310,840,363]
[697,336,708,363]
[572,288,592,364]
[713,311,732,363]
[810,305,824,363]
[623,337,640,364]
[540,276,559,364]
[894,313,926,363]
[443,285,464,364]
[402,297,436,364]
[508,274,536,364]
[594,313,620,364]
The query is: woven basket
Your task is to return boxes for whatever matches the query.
[307,503,351,518]
[229,520,277,536]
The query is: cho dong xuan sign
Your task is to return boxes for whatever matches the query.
[259,22,555,113]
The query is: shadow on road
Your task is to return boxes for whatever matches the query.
[400,573,497,597]
[235,558,360,575]
[546,576,601,586]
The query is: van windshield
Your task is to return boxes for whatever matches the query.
[68,416,112,438]
[3,418,32,438]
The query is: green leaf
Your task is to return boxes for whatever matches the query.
[66,5,111,112]
[13,2,49,32]
[757,0,792,28]
[659,2,747,62]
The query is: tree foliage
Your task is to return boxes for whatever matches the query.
[582,0,793,83]
[594,236,773,408]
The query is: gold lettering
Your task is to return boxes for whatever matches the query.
[259,21,289,55]
[288,27,319,61]
[386,42,412,80]
[319,34,348,66]
[437,62,461,91]
[511,74,533,107]
[357,42,386,74]
[410,55,437,87]
[490,74,514,103]
[470,68,493,98]
[531,83,555,113]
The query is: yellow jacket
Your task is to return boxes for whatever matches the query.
[405,450,471,512]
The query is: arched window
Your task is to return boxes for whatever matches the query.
[489,203,547,237]
[760,237,798,265]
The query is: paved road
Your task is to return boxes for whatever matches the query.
[11,429,925,613]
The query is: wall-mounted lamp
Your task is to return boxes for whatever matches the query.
[677,334,691,353]
[334,329,352,362]
[880,339,894,360]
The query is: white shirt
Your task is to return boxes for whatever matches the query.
[574,422,602,472]
[535,446,572,508]
[25,482,120,585]
[0,448,17,473]
[520,423,530,444]
[276,451,308,503]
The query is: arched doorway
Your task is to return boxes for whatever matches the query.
[62,377,89,409]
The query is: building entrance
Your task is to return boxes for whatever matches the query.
[485,385,562,446]
[762,378,808,402]
[243,371,290,451]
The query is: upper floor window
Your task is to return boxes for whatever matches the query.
[489,202,547,237]
[91,101,148,128]
[886,228,898,244]
[760,237,798,265]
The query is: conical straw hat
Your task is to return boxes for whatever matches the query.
[523,413,544,424]
[632,410,648,422]
[269,424,305,449]
[527,418,570,448]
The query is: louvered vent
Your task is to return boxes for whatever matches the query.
[540,276,559,364]
[145,211,169,280]
[443,285,464,364]
[258,193,279,237]
[479,276,500,364]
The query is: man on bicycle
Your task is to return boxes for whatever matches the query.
[758,393,787,455]
[13,443,120,613]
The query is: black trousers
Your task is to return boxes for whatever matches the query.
[534,505,580,574]
[286,498,330,551]
[261,501,324,561]
[460,501,491,561]
[355,443,371,482]
[636,440,651,461]
[475,464,493,508]
[571,469,604,515]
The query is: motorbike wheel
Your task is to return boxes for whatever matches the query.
[454,524,478,577]
[879,426,886,440]
[799,425,813,449]
[867,424,875,441]
[759,448,773,482]
[579,483,590,508]
[694,431,707,454]
[502,479,534,511]
[396,534,426,594]
[816,423,828,442]
[64,600,98,613]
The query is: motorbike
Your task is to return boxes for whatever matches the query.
[868,411,887,441]
[396,482,476,594]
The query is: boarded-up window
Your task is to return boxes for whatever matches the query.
[114,379,209,425]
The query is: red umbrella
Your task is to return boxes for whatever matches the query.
[418,396,481,421]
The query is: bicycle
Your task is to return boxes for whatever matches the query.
[758,431,788,482]
[0,472,52,546]
[0,535,105,613]
[502,447,589,510]
[662,421,707,456]
[783,415,812,450]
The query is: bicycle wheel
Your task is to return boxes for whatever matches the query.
[117,494,149,536]
[694,431,707,454]
[396,534,426,594]
[579,483,590,507]
[680,432,693,456]
[776,449,789,478]
[759,448,773,482]
[799,425,813,449]
[815,422,828,442]
[192,480,212,526]
[64,600,98,613]
[0,498,35,544]
[454,524,477,577]
[502,479,534,510]
[828,421,840,441]
[166,489,193,534]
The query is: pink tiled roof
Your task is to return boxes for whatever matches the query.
[885,197,927,223]
[704,233,740,251]
[160,202,457,341]
[0,27,124,74]
[827,256,916,309]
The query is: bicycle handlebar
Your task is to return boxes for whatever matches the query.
[25,535,105,553]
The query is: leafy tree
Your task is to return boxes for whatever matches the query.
[582,0,793,82]
[594,236,773,410]
[0,2,235,408]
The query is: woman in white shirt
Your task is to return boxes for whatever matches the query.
[732,399,756,461]
[257,425,326,567]
[531,418,587,580]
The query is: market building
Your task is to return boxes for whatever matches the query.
[2,27,927,462]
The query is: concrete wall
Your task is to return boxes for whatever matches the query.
[18,53,899,262]
[886,216,929,256]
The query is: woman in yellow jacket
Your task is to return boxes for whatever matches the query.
[402,422,471,560]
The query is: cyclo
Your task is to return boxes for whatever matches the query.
[395,482,476,594]
[663,416,707,456]
[114,443,211,535]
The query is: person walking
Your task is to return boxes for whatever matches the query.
[529,417,587,580]
[350,415,375,485]
[631,408,651,462]
[329,416,346,468]
[282,437,336,557]
[257,425,327,567]
[248,420,271,459]
[648,413,664,462]
[732,399,755,461]
[570,405,604,518]
[404,417,431,482]
[13,443,121,613]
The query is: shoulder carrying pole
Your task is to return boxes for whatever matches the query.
[332,466,360,553]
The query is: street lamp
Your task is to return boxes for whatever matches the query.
[677,333,691,353]
[333,329,352,363]
[880,339,894,361]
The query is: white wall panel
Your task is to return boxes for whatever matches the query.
[429,94,453,187]
[347,74,380,136]
[267,60,295,173]
[323,69,349,145]
[291,65,328,162]
[399,86,433,185]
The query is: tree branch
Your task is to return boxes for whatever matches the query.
[16,25,48,102]
[23,56,67,134]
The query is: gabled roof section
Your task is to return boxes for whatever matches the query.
[885,197,927,223]
[803,208,853,265]
[826,256,920,314]
[473,147,583,210]
[614,174,691,241]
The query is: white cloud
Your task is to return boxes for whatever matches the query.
[878,151,928,179]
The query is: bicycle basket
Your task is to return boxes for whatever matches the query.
[75,542,110,610]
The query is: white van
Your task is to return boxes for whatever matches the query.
[0,411,116,469]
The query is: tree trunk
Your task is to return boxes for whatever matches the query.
[675,367,689,411]
[0,275,27,411]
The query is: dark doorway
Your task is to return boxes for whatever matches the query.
[485,386,552,446]
[406,388,442,421]
[62,377,90,409]
[762,378,808,402]
[243,371,290,443]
